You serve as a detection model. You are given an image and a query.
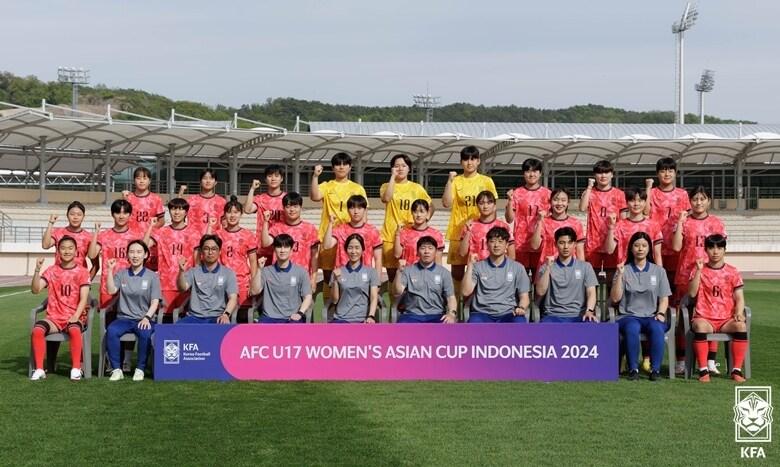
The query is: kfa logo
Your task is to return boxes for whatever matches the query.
[163,340,180,365]
[735,386,772,459]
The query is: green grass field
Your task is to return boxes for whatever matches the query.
[0,281,776,466]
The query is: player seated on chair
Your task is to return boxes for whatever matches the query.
[30,236,91,381]
[251,234,313,323]
[611,232,671,382]
[176,235,238,324]
[329,234,380,323]
[535,227,599,323]
[392,236,458,324]
[688,234,748,383]
[104,240,162,381]
[461,226,530,323]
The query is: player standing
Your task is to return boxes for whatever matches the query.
[506,158,551,274]
[244,164,286,263]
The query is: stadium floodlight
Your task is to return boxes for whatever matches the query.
[671,3,698,124]
[694,69,715,124]
[57,66,90,113]
[412,89,441,123]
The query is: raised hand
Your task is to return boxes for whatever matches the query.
[94,222,101,231]
[587,178,596,189]
[332,268,342,279]
[122,190,131,199]
[313,165,324,177]
[608,213,617,227]
[464,220,473,232]
[448,171,457,181]
[36,257,45,269]
[263,210,272,222]
[48,214,58,224]
[258,257,267,268]
[616,262,625,275]
[537,210,547,221]
[546,255,556,267]
[695,258,704,271]
[398,259,407,269]
[251,179,261,190]
[645,178,654,189]
[391,166,400,179]
[178,256,188,271]
[468,253,479,265]
[678,211,689,224]
[208,216,218,228]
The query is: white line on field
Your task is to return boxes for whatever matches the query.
[0,290,30,299]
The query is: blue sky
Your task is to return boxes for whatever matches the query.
[4,0,779,122]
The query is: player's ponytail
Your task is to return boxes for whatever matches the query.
[224,195,243,213]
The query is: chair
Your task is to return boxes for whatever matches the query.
[28,298,97,379]
[682,304,752,379]
[608,306,677,379]
[98,306,166,378]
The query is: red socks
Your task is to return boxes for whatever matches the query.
[31,326,46,369]
[67,326,83,369]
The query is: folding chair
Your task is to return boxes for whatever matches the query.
[682,304,752,379]
[28,298,96,379]
[608,307,677,379]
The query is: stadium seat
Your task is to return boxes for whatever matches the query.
[98,305,167,378]
[28,298,96,379]
[681,304,752,380]
[608,306,677,379]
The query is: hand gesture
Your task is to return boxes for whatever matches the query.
[263,210,272,222]
[146,218,156,232]
[179,185,188,194]
[258,257,267,268]
[122,190,131,200]
[546,255,556,267]
[398,259,407,269]
[395,224,403,237]
[178,256,188,271]
[36,257,45,269]
[48,214,58,224]
[537,210,547,221]
[328,215,336,227]
[695,258,704,271]
[313,165,324,177]
[587,178,596,189]
[391,166,400,179]
[616,262,625,275]
[464,220,473,233]
[106,258,117,270]
[448,171,457,181]
[251,179,261,190]
[94,222,101,231]
[332,268,342,279]
[468,253,479,265]
[608,213,617,227]
[678,211,688,224]
[645,178,654,189]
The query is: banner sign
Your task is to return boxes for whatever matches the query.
[154,323,618,381]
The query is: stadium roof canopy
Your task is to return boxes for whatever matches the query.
[2,101,780,202]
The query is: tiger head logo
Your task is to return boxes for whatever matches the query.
[734,391,773,438]
[164,340,180,364]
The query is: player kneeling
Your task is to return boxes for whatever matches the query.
[30,236,91,381]
[688,234,748,383]
[462,227,530,323]
[393,236,458,323]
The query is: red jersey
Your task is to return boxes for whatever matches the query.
[187,194,227,234]
[690,263,743,321]
[152,224,201,290]
[461,218,514,261]
[126,192,165,235]
[398,225,445,265]
[97,228,134,303]
[332,222,382,268]
[253,192,286,231]
[649,187,691,256]
[41,264,91,326]
[585,187,627,253]
[51,227,92,269]
[510,186,551,252]
[612,217,663,264]
[268,220,320,273]
[217,227,257,279]
[537,216,585,269]
[675,214,727,286]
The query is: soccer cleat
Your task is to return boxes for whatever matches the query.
[731,369,746,383]
[132,369,145,382]
[70,368,83,381]
[109,369,124,381]
[707,360,721,375]
[649,371,660,382]
[640,358,651,374]
[30,368,46,381]
[698,369,710,383]
[628,369,639,381]
[674,360,686,375]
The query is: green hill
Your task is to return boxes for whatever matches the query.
[0,71,752,130]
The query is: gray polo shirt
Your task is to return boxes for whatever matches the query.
[614,261,671,318]
[260,262,312,320]
[184,263,238,318]
[331,264,380,322]
[538,258,598,318]
[113,268,162,321]
[399,262,454,316]
[470,257,530,317]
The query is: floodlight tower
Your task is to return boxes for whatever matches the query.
[671,3,698,124]
[57,66,90,112]
[413,89,440,123]
[695,69,715,124]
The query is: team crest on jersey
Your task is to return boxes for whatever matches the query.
[434,274,441,284]
[141,280,149,290]
[650,275,657,286]
[361,272,368,282]
[507,272,514,282]
[575,269,582,280]
[217,276,224,286]
[290,276,297,286]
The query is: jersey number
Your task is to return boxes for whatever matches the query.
[113,247,126,259]
[60,284,72,297]
[464,195,476,207]
[226,246,234,258]
[399,199,411,211]
[136,211,149,223]
[171,244,183,256]
[599,207,607,217]
[712,286,722,297]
